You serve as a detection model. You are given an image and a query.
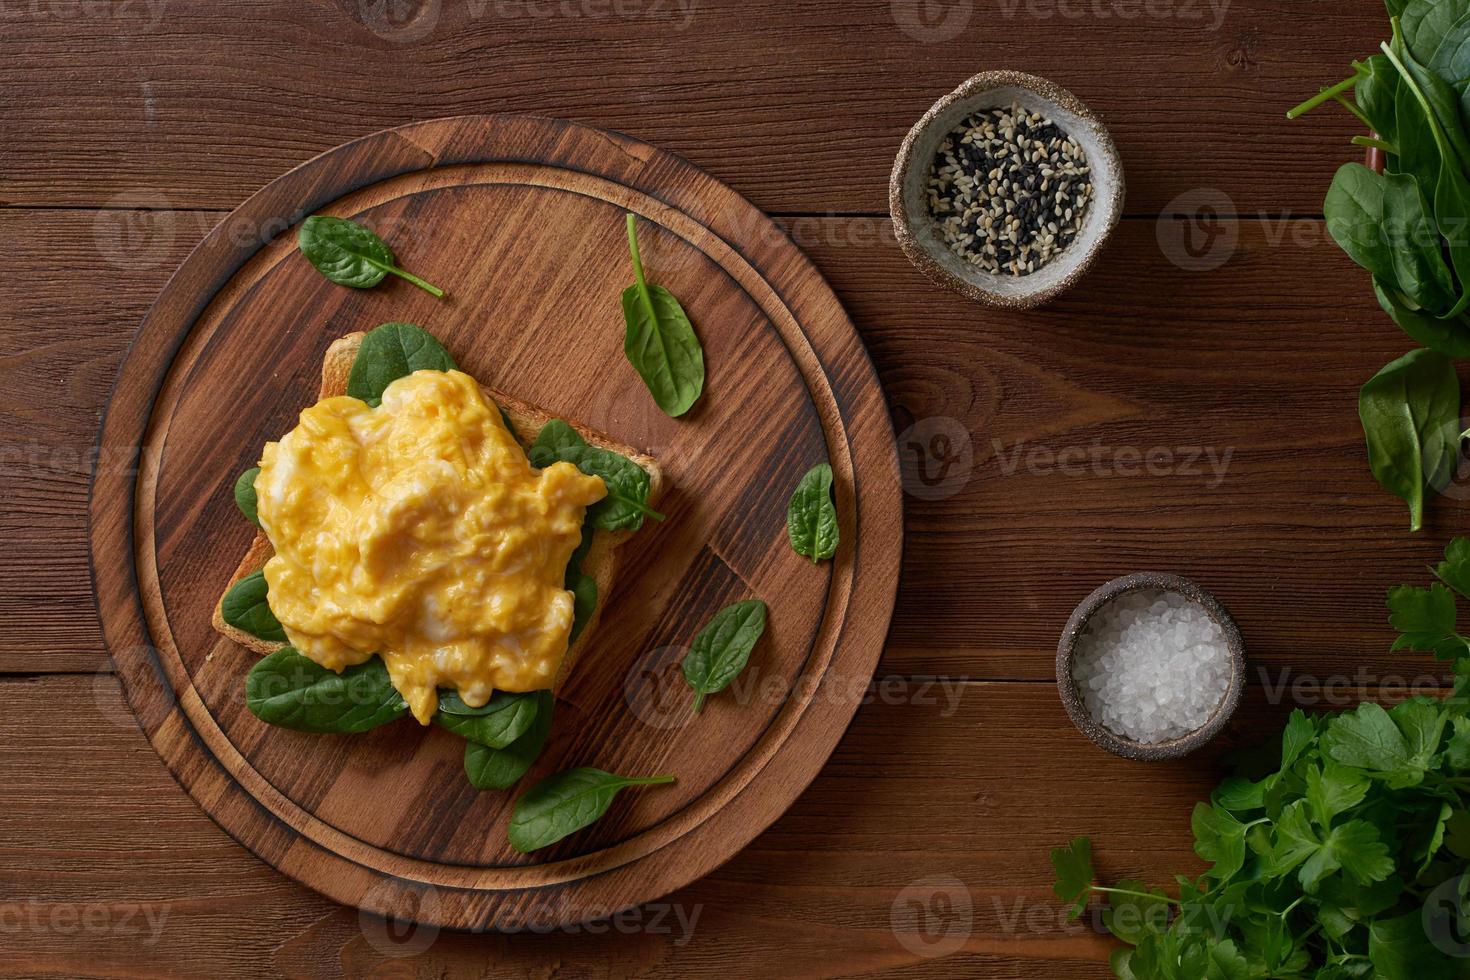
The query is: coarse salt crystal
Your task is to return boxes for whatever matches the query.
[1070,589,1231,744]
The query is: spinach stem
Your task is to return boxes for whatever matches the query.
[1351,135,1398,154]
[1091,885,1180,906]
[386,266,446,298]
[692,691,706,713]
[626,212,649,292]
[611,491,666,522]
[1286,74,1361,119]
[626,774,678,785]
[1333,95,1373,132]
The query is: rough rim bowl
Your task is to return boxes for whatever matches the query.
[1056,572,1246,761]
[889,70,1125,310]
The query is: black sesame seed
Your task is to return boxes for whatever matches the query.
[925,103,1093,277]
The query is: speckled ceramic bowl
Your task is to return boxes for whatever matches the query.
[1056,573,1245,761]
[890,71,1124,309]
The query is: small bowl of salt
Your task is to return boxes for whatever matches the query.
[1056,573,1245,761]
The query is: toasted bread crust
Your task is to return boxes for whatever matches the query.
[211,331,665,692]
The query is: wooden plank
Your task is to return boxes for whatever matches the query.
[2,209,1463,685]
[0,0,1381,213]
[4,673,1340,978]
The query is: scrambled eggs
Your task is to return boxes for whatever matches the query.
[254,369,606,724]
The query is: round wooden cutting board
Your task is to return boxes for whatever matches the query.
[89,115,902,930]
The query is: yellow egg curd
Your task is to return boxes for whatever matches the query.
[254,369,607,724]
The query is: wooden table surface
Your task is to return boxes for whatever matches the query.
[2,2,1456,976]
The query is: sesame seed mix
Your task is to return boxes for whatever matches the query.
[925,103,1093,277]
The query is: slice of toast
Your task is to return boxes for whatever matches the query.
[211,331,665,692]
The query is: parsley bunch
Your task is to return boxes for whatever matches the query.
[1053,539,1470,978]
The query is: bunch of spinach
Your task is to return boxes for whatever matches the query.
[1291,4,1470,530]
[1052,538,1470,979]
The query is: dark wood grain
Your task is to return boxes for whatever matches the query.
[87,115,902,930]
[0,0,1381,214]
[0,0,1457,959]
[6,211,1455,685]
[7,673,1364,978]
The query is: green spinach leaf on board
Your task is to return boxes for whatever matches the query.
[565,516,598,644]
[507,767,675,852]
[528,420,664,531]
[620,213,705,417]
[234,466,261,528]
[680,599,768,713]
[463,691,554,791]
[221,570,287,642]
[786,462,839,562]
[434,691,541,749]
[1048,537,1470,978]
[346,322,458,407]
[1358,347,1460,532]
[297,215,445,298]
[245,647,408,733]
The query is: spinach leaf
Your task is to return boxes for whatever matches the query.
[1358,348,1460,531]
[786,462,839,562]
[297,215,445,298]
[1356,54,1401,143]
[620,213,704,417]
[463,691,554,790]
[1385,33,1470,317]
[507,767,675,852]
[680,599,768,713]
[434,691,540,749]
[221,570,287,642]
[1401,0,1470,66]
[1427,15,1470,88]
[233,466,261,528]
[1374,278,1470,356]
[1381,172,1456,313]
[559,514,598,644]
[528,420,664,531]
[346,322,458,407]
[245,647,408,733]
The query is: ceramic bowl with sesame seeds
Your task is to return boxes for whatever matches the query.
[890,71,1124,309]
